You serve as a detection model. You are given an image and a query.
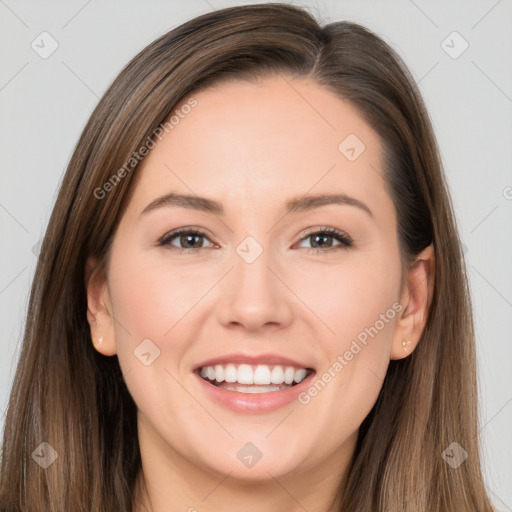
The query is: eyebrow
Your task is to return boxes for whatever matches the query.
[140,192,373,218]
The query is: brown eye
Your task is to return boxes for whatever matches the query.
[297,227,353,253]
[159,229,213,253]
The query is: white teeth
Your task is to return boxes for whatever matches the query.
[221,384,287,393]
[284,366,295,385]
[224,364,237,383]
[294,368,308,383]
[197,363,311,386]
[237,364,253,385]
[214,364,224,382]
[270,365,285,384]
[253,365,272,385]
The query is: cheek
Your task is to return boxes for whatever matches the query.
[106,250,198,414]
[324,261,400,399]
[303,252,401,410]
[108,261,167,336]
[302,256,400,342]
[106,246,222,391]
[108,249,206,339]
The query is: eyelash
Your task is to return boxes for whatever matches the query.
[158,226,353,255]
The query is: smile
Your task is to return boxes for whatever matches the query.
[197,363,312,393]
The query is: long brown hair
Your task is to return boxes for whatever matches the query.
[0,3,494,511]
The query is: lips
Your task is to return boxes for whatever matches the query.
[193,353,314,389]
[192,352,315,411]
[194,365,316,413]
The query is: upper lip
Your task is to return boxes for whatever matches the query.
[192,353,314,372]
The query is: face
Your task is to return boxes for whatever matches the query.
[87,75,430,485]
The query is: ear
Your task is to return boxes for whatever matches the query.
[390,244,435,360]
[85,257,117,356]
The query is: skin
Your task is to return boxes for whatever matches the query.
[86,75,434,512]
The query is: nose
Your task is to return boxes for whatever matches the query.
[215,243,294,332]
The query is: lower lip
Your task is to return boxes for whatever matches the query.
[194,371,316,414]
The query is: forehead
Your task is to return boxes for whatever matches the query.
[131,75,391,222]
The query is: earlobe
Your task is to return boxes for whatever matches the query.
[390,244,435,360]
[85,257,117,356]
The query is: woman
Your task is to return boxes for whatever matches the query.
[0,3,495,511]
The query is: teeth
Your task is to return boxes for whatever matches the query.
[270,365,285,384]
[221,384,290,393]
[224,364,237,383]
[198,363,310,386]
[284,366,295,385]
[294,368,307,383]
[214,364,224,382]
[238,364,253,384]
[253,365,271,385]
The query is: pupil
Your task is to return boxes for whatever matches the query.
[313,234,331,248]
[183,234,201,248]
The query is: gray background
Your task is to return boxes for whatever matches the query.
[1,0,511,509]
